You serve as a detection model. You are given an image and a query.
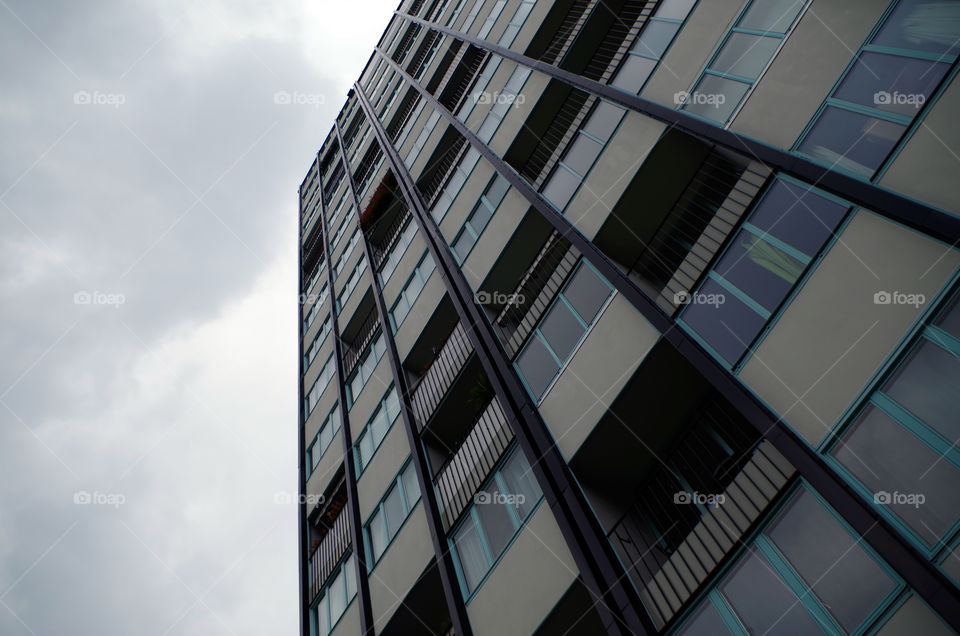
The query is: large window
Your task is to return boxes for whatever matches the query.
[305,354,337,417]
[796,0,960,177]
[404,109,441,168]
[333,230,361,279]
[450,448,543,597]
[828,292,960,553]
[390,252,436,330]
[452,174,510,262]
[431,147,481,223]
[365,461,422,565]
[681,0,808,124]
[306,403,343,478]
[475,65,531,143]
[676,486,901,635]
[354,386,402,473]
[304,316,332,368]
[612,0,698,94]
[346,332,387,407]
[515,260,614,400]
[311,552,357,636]
[679,178,849,367]
[336,259,368,311]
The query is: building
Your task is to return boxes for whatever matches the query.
[296,0,960,634]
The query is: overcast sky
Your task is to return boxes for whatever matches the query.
[0,1,398,633]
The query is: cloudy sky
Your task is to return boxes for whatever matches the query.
[0,1,397,633]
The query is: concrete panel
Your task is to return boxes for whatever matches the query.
[467,504,578,636]
[462,189,526,288]
[348,355,394,438]
[330,600,361,636]
[304,381,339,443]
[357,419,408,520]
[566,110,666,241]
[875,596,953,636]
[739,211,960,446]
[732,0,884,148]
[395,269,446,361]
[879,76,960,216]
[306,429,346,504]
[539,293,660,459]
[441,160,496,240]
[369,502,434,632]
[302,337,334,397]
[382,234,428,301]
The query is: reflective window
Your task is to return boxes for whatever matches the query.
[365,462,421,567]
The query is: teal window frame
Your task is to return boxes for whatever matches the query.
[611,0,699,95]
[329,215,350,251]
[794,0,959,179]
[680,0,809,125]
[303,285,329,334]
[305,353,337,418]
[404,109,442,168]
[363,460,422,569]
[354,385,402,474]
[336,258,368,312]
[821,288,960,557]
[327,190,349,229]
[448,445,544,600]
[672,482,906,636]
[677,175,852,370]
[476,0,507,39]
[333,229,361,279]
[513,259,615,401]
[451,174,510,264]
[474,64,531,144]
[345,330,387,408]
[306,402,343,478]
[304,315,333,369]
[496,0,535,47]
[310,550,357,636]
[431,146,482,223]
[389,251,437,331]
[377,215,418,285]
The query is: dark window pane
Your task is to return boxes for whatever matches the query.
[453,232,475,262]
[613,54,657,93]
[485,175,509,208]
[654,0,697,20]
[583,101,625,142]
[454,518,488,593]
[499,451,540,519]
[632,19,680,58]
[834,51,949,117]
[681,279,766,365]
[798,106,906,176]
[683,74,750,123]
[766,490,897,632]
[402,463,420,505]
[476,485,516,557]
[369,510,387,559]
[516,334,560,399]
[677,602,732,636]
[882,339,960,443]
[720,549,825,635]
[540,300,586,361]
[871,0,960,56]
[384,485,405,538]
[711,32,781,79]
[832,405,960,542]
[714,230,804,312]
[935,293,960,338]
[468,201,494,236]
[563,263,610,323]
[747,181,848,256]
[738,0,806,33]
[562,133,604,177]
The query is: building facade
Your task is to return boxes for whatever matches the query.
[296,0,960,634]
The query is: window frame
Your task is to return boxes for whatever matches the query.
[389,251,437,331]
[353,385,402,474]
[363,460,422,569]
[306,402,343,478]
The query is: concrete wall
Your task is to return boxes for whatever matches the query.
[369,502,434,632]
[357,420,408,520]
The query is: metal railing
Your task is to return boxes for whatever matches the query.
[370,207,413,269]
[411,321,474,429]
[434,397,513,530]
[307,510,351,601]
[342,310,381,377]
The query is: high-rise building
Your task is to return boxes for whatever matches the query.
[296,0,960,634]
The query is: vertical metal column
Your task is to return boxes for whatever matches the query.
[333,121,475,636]
[297,187,310,636]
[352,82,654,636]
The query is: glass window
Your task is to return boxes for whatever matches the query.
[746,180,848,256]
[485,175,510,208]
[453,232,475,262]
[562,263,611,323]
[682,278,767,365]
[476,484,516,557]
[936,294,960,337]
[797,106,905,177]
[498,451,540,518]
[738,0,806,32]
[402,463,420,506]
[684,74,750,123]
[539,301,585,362]
[677,603,732,636]
[562,133,603,177]
[516,334,560,399]
[655,0,698,20]
[834,52,949,117]
[383,484,405,538]
[872,0,960,55]
[713,230,803,312]
[711,33,782,79]
[881,339,960,443]
[369,508,387,560]
[328,569,346,625]
[542,165,580,210]
[766,489,897,632]
[453,518,487,593]
[612,54,658,92]
[583,101,625,143]
[631,19,680,58]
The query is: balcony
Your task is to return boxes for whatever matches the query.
[307,491,352,601]
[342,307,380,377]
[410,320,474,429]
[434,397,514,529]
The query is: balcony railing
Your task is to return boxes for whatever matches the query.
[307,510,351,601]
[493,230,581,359]
[606,399,795,629]
[434,397,513,530]
[411,321,474,429]
[370,207,412,270]
[342,310,380,377]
